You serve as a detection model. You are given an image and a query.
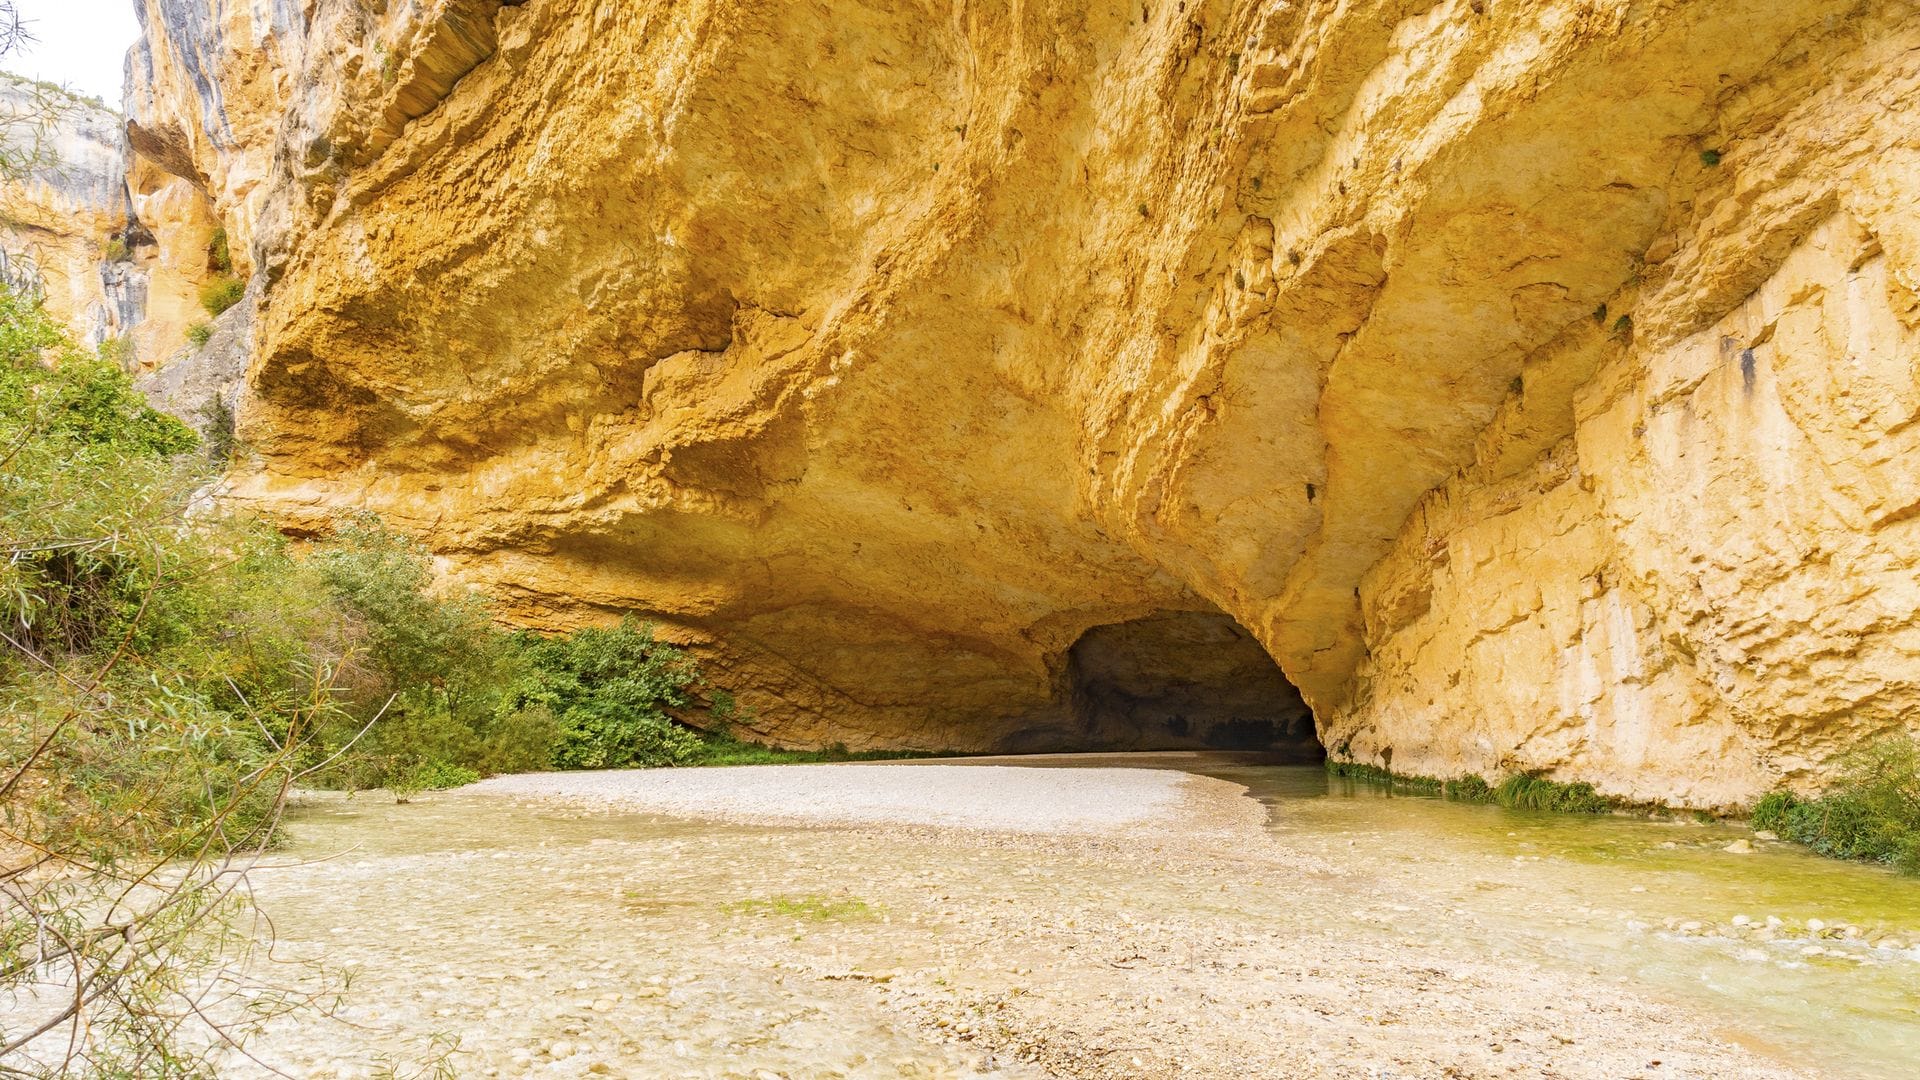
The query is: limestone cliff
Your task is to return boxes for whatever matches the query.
[0,76,134,349]
[0,60,233,384]
[122,0,1920,806]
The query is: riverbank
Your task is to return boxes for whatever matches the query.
[204,759,1855,1079]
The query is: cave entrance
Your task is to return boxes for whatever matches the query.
[999,609,1322,759]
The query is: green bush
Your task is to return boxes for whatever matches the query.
[199,275,244,316]
[103,236,130,262]
[198,391,237,464]
[509,618,709,768]
[96,334,133,368]
[299,518,555,790]
[0,285,307,861]
[186,321,214,347]
[1752,740,1920,873]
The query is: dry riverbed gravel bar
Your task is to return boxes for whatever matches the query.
[217,765,1827,1079]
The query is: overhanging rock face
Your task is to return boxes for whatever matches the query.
[126,0,1920,806]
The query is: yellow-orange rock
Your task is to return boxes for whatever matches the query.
[0,77,129,347]
[121,0,1920,804]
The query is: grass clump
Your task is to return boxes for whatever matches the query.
[1328,759,1613,813]
[186,320,214,347]
[103,236,130,262]
[1493,773,1611,814]
[199,275,244,316]
[1751,739,1920,874]
[1326,759,1442,795]
[1443,774,1495,803]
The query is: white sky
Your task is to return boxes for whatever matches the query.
[4,0,141,106]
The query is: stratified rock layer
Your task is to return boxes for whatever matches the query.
[125,0,1920,805]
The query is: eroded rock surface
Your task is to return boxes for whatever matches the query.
[0,76,133,348]
[116,0,1920,804]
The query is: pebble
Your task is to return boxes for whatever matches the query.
[1754,830,1779,841]
[1723,839,1753,855]
[1807,918,1826,932]
[1730,915,1752,927]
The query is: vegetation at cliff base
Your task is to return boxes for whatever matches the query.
[1752,738,1920,874]
[1492,773,1611,814]
[1,284,760,1068]
[1328,759,1612,814]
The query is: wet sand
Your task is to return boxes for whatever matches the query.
[216,762,1830,1079]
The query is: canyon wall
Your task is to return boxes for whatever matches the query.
[115,0,1920,805]
[0,57,232,385]
[0,76,135,350]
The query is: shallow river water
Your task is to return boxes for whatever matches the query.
[1189,760,1920,1078]
[226,754,1919,1079]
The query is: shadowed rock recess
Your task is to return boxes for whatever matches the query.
[104,0,1920,807]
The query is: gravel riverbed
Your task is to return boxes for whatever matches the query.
[471,764,1219,835]
[213,762,1829,1079]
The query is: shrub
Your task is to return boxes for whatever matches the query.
[2,284,334,1069]
[187,320,214,347]
[509,618,710,769]
[1754,739,1920,873]
[103,236,130,262]
[199,275,244,316]
[96,333,133,367]
[199,391,236,463]
[388,760,483,802]
[207,225,232,273]
[685,732,941,767]
[299,518,555,789]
